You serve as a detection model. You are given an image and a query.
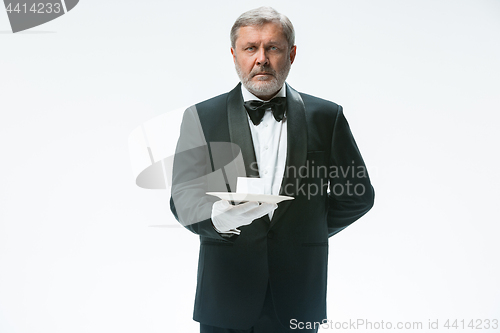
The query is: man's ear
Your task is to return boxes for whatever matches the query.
[289,45,297,64]
[231,47,236,63]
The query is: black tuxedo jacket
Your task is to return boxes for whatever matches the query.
[170,83,374,329]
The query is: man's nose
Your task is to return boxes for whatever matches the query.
[255,48,269,66]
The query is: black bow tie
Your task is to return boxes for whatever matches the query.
[243,97,287,126]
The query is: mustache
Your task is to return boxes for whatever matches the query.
[250,67,277,77]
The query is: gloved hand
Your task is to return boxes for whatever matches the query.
[211,200,278,235]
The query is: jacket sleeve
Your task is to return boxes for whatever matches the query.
[169,106,236,241]
[327,105,375,237]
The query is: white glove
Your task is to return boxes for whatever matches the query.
[211,200,278,235]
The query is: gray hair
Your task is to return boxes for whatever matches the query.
[230,7,295,50]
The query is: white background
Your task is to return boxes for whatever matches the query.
[1,0,499,332]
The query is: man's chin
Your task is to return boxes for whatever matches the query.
[245,81,281,96]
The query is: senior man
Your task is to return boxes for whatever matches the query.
[170,6,375,333]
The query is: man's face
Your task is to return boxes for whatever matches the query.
[231,22,296,100]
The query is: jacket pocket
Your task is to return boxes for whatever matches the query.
[201,239,234,246]
[301,241,328,247]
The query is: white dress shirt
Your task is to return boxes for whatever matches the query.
[241,84,288,220]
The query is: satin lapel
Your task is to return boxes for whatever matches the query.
[270,83,308,227]
[227,83,260,178]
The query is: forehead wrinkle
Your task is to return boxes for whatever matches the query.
[241,39,285,46]
[238,24,285,37]
[267,40,285,45]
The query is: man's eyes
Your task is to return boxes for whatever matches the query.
[245,46,279,51]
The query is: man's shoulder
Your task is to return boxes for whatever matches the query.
[187,90,233,127]
[298,91,341,111]
[195,91,230,109]
[295,90,343,121]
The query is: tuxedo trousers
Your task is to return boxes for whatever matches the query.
[199,282,319,333]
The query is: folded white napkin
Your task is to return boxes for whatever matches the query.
[236,177,265,195]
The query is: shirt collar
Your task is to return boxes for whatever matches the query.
[241,83,286,102]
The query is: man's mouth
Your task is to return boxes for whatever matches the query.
[253,72,274,77]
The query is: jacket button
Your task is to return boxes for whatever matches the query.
[267,231,274,239]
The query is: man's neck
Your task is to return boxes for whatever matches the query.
[255,91,280,101]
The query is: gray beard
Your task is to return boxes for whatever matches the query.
[235,61,291,99]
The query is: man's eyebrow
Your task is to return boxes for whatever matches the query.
[241,40,284,47]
